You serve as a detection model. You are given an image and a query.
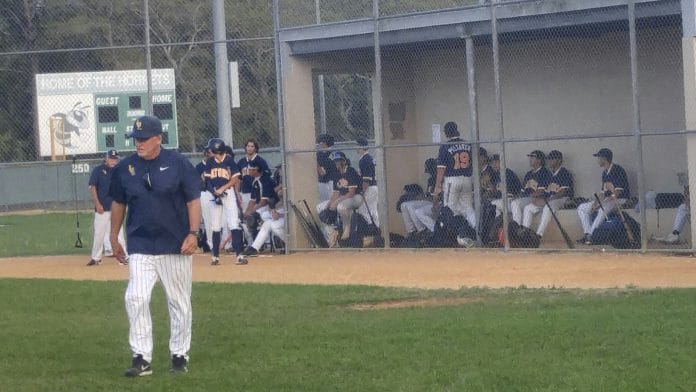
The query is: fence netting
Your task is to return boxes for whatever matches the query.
[1,0,693,253]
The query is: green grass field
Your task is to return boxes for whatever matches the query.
[0,213,93,257]
[2,279,696,391]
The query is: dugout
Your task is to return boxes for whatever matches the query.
[277,0,695,248]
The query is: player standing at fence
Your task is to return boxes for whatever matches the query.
[521,150,573,238]
[433,121,475,229]
[238,138,270,242]
[357,137,379,227]
[577,148,631,245]
[204,138,246,265]
[109,116,201,376]
[317,134,339,203]
[87,149,127,266]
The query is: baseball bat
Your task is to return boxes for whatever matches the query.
[593,193,611,222]
[293,201,330,248]
[290,202,321,248]
[613,197,637,245]
[71,156,83,248]
[544,197,574,249]
[301,200,330,248]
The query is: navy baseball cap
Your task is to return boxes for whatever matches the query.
[106,149,119,158]
[547,150,563,160]
[479,147,488,157]
[330,151,347,161]
[593,148,613,161]
[527,150,545,160]
[128,116,162,139]
[356,137,369,147]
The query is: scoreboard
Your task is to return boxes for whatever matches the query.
[35,69,178,158]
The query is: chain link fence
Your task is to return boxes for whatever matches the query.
[1,0,693,254]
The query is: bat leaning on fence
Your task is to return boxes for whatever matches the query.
[290,201,327,248]
[302,200,330,248]
[612,196,637,245]
[543,197,574,249]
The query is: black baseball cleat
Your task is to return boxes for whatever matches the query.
[235,255,248,265]
[242,246,258,257]
[86,259,101,266]
[170,354,188,374]
[124,354,152,377]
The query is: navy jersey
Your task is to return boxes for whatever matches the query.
[89,163,115,211]
[491,168,523,198]
[547,167,574,198]
[426,175,436,195]
[521,167,551,196]
[238,154,270,194]
[195,160,207,191]
[602,163,631,199]
[250,173,276,204]
[437,137,473,177]
[204,155,240,194]
[334,166,362,195]
[109,149,200,255]
[317,151,340,183]
[359,153,377,186]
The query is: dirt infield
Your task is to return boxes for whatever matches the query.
[2,250,696,289]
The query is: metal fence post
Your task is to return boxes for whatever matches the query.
[316,0,328,134]
[212,0,234,145]
[491,0,510,250]
[628,0,648,251]
[143,0,153,115]
[373,0,390,248]
[273,0,291,254]
[465,32,482,246]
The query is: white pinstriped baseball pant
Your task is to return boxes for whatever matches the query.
[125,253,192,362]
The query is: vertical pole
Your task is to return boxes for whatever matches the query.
[212,0,234,146]
[628,1,647,251]
[273,0,291,254]
[373,0,390,248]
[143,0,153,115]
[465,33,482,245]
[491,0,510,250]
[681,0,696,252]
[316,0,328,134]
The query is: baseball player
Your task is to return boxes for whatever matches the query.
[657,192,690,244]
[433,121,476,229]
[237,138,270,241]
[109,115,200,376]
[195,147,214,252]
[204,138,246,265]
[522,150,573,237]
[242,162,277,237]
[316,151,363,243]
[577,148,631,244]
[489,153,523,216]
[356,137,379,227]
[317,134,340,203]
[401,158,437,238]
[509,150,551,225]
[243,171,285,256]
[87,149,127,266]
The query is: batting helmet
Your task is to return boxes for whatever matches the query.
[206,138,226,154]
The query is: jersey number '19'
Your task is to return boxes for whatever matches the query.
[453,152,470,170]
